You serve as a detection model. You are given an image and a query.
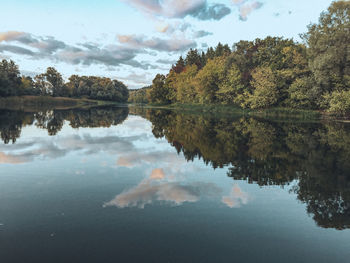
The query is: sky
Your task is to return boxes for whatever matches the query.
[0,0,334,89]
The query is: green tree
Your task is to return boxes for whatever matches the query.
[217,64,244,104]
[148,74,169,104]
[0,60,22,96]
[287,77,316,108]
[247,67,279,109]
[45,67,64,97]
[325,90,350,117]
[185,49,202,69]
[34,73,53,95]
[303,0,350,94]
[195,57,225,103]
[176,65,198,103]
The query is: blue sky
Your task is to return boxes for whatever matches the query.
[0,0,334,88]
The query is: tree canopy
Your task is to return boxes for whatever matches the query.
[145,1,350,116]
[0,61,129,103]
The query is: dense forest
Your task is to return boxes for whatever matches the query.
[139,1,350,116]
[0,62,129,102]
[128,86,150,104]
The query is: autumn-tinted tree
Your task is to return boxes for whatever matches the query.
[172,56,185,74]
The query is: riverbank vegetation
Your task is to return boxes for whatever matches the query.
[128,87,150,104]
[0,61,129,103]
[0,95,116,112]
[144,1,350,117]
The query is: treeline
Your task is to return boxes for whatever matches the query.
[128,86,150,104]
[146,1,350,116]
[0,62,129,102]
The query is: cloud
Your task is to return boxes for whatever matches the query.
[0,45,35,56]
[104,182,199,208]
[150,168,166,180]
[221,184,250,208]
[193,30,213,39]
[156,22,171,33]
[122,0,231,21]
[179,23,192,32]
[103,174,222,209]
[0,132,143,164]
[118,72,153,87]
[117,34,196,52]
[233,0,246,4]
[0,31,154,70]
[0,31,25,42]
[239,1,263,21]
[55,45,150,69]
[116,150,180,168]
[0,152,28,164]
[156,58,177,65]
[0,31,66,55]
[193,3,231,20]
[232,0,264,21]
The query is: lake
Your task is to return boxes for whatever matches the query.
[0,106,349,263]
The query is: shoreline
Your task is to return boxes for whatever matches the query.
[128,103,350,122]
[0,96,120,111]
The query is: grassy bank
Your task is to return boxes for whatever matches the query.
[130,103,322,121]
[0,96,119,111]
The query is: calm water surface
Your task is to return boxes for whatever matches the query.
[0,106,349,262]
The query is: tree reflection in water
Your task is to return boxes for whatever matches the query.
[132,108,350,230]
[1,106,349,230]
[0,106,129,142]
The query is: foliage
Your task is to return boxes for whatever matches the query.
[325,90,350,116]
[128,86,150,104]
[145,1,350,117]
[134,108,350,229]
[175,65,198,103]
[0,60,129,102]
[195,57,225,103]
[247,66,279,109]
[147,74,169,104]
[0,60,22,96]
[302,0,350,94]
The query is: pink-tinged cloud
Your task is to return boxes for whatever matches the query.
[0,31,26,42]
[0,152,27,164]
[0,31,153,69]
[150,168,166,180]
[232,0,263,21]
[104,168,222,209]
[239,1,263,21]
[103,181,199,208]
[222,184,250,208]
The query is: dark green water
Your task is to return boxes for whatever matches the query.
[0,106,349,263]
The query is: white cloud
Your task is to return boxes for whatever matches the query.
[122,0,231,20]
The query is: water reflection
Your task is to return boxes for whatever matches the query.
[0,106,129,143]
[131,107,350,230]
[1,106,350,230]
